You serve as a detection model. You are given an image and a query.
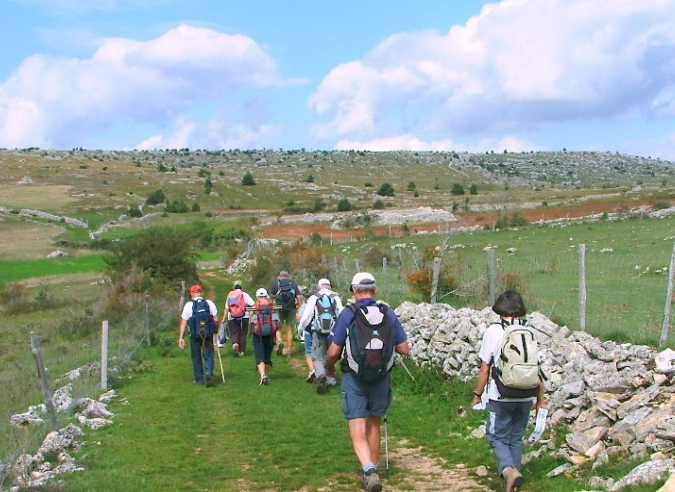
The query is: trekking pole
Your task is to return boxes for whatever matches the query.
[216,345,225,383]
[384,414,389,478]
[396,354,415,381]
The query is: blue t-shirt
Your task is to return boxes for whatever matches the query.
[330,298,407,348]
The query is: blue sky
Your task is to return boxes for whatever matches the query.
[1,0,675,159]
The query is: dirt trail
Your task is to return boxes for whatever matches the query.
[259,200,653,241]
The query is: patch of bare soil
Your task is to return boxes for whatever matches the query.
[258,200,653,241]
[383,439,492,492]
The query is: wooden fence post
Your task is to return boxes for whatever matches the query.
[659,238,675,347]
[579,244,586,331]
[430,257,441,304]
[383,256,389,305]
[101,320,109,390]
[487,248,496,306]
[30,332,59,432]
[145,294,151,346]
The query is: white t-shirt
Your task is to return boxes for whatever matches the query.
[478,321,533,402]
[181,298,218,320]
[297,288,343,332]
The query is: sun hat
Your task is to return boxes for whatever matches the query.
[256,288,269,298]
[318,278,331,287]
[233,280,243,289]
[189,284,203,294]
[279,271,289,278]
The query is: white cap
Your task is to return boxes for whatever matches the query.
[351,272,376,286]
[256,288,269,297]
[318,278,331,287]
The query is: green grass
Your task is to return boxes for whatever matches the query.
[27,334,659,492]
[0,254,108,283]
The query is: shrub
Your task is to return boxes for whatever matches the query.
[305,174,314,183]
[509,211,530,227]
[104,225,200,292]
[377,183,395,197]
[451,183,465,195]
[164,200,189,213]
[470,184,478,195]
[146,189,165,205]
[652,201,672,211]
[407,181,417,191]
[192,202,201,212]
[313,199,326,211]
[241,171,256,186]
[337,198,352,211]
[128,206,142,218]
[373,199,385,210]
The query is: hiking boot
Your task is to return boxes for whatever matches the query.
[232,343,240,353]
[317,375,329,394]
[306,370,316,383]
[502,467,523,492]
[362,472,382,492]
[205,373,214,388]
[259,374,269,386]
[238,351,245,357]
[276,341,284,356]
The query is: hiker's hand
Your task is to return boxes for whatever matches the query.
[326,366,336,378]
[178,337,185,349]
[471,394,481,406]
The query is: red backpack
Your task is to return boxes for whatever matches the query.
[226,290,247,319]
[253,299,277,336]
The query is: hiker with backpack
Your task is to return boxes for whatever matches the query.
[270,271,303,357]
[471,290,546,492]
[297,284,317,383]
[297,278,343,394]
[222,280,255,356]
[178,284,219,387]
[324,272,409,492]
[250,288,279,386]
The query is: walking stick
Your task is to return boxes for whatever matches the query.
[384,414,389,477]
[216,345,225,382]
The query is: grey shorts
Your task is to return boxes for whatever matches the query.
[340,371,392,419]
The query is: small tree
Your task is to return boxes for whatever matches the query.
[305,174,314,183]
[241,171,256,186]
[451,183,465,196]
[146,189,165,205]
[192,202,201,212]
[128,206,142,218]
[377,183,395,197]
[407,181,417,192]
[337,198,353,212]
[470,183,478,195]
[373,199,385,210]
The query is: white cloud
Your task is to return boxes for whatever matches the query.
[309,0,675,149]
[0,24,294,149]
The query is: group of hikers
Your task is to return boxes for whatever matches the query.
[178,270,545,492]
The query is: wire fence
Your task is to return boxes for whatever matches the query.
[0,296,176,479]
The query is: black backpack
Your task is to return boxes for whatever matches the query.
[344,302,395,382]
[275,278,296,311]
[189,298,215,340]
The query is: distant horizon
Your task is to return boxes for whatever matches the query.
[1,0,675,159]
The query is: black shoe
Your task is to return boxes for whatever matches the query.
[317,375,329,394]
[205,373,214,388]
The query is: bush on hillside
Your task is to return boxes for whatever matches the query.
[146,189,165,205]
[241,171,256,186]
[377,183,395,197]
[104,225,200,293]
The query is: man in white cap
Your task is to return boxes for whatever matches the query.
[325,272,409,492]
[297,278,343,393]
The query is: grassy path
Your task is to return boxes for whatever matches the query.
[59,339,373,492]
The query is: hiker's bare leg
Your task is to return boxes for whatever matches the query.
[348,417,373,466]
[257,361,266,376]
[365,415,382,465]
[264,363,271,376]
[285,324,293,353]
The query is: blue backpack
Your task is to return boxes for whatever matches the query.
[313,294,337,334]
[275,278,296,311]
[189,298,215,340]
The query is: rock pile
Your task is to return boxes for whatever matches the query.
[3,375,117,490]
[396,301,675,491]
